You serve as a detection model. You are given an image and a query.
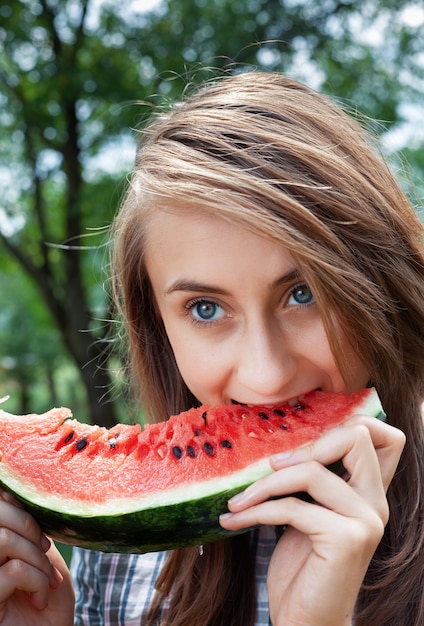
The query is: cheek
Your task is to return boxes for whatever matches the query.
[169,333,230,403]
[305,329,344,381]
[296,316,368,392]
[326,321,370,391]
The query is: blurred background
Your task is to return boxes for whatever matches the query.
[1,0,423,426]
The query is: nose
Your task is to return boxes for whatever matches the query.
[235,317,296,401]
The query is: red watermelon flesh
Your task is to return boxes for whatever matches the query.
[0,388,384,553]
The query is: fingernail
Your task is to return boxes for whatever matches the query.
[270,450,294,464]
[227,492,245,506]
[41,534,51,551]
[54,566,64,584]
[219,512,233,522]
[50,566,63,588]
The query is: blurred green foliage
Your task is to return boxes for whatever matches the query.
[0,0,423,422]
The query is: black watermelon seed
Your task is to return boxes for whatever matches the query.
[187,445,196,458]
[64,431,75,443]
[172,446,183,459]
[220,440,232,449]
[258,411,269,420]
[273,409,286,417]
[202,411,207,425]
[194,429,201,437]
[293,403,305,410]
[75,436,88,451]
[204,442,214,456]
[279,423,288,430]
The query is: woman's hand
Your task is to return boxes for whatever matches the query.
[0,492,74,626]
[220,415,405,626]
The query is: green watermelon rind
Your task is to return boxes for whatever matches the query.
[0,389,385,553]
[0,456,275,552]
[1,478,265,553]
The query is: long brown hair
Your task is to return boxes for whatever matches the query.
[112,72,424,625]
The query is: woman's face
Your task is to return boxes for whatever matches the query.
[145,209,369,407]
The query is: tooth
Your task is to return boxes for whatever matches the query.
[288,394,306,407]
[288,398,300,407]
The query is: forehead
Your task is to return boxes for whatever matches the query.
[143,207,297,292]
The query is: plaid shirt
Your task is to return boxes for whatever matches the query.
[71,525,276,625]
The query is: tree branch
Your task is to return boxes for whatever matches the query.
[0,231,65,328]
[38,0,63,58]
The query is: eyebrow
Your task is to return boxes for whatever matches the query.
[164,269,300,296]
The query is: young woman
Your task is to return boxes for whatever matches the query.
[0,71,423,626]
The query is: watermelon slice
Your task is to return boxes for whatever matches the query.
[0,388,384,553]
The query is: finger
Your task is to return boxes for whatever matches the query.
[225,456,387,523]
[221,469,386,562]
[228,426,383,513]
[221,492,385,555]
[0,559,52,610]
[0,526,58,590]
[0,500,56,589]
[0,500,50,553]
[270,417,405,492]
[0,489,24,509]
[342,415,405,490]
[224,420,400,525]
[229,423,390,524]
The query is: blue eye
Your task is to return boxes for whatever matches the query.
[288,282,314,306]
[191,300,225,322]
